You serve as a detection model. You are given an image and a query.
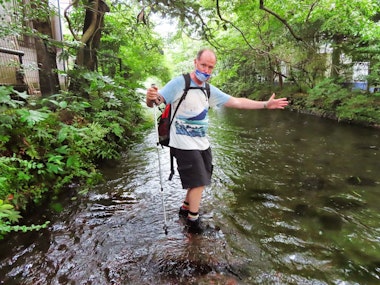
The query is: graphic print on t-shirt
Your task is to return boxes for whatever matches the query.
[175,108,208,138]
[173,87,209,139]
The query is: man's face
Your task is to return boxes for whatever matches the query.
[194,51,216,75]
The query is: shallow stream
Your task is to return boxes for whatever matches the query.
[1,108,379,284]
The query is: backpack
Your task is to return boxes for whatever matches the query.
[157,73,210,180]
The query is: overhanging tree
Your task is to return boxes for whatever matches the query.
[65,0,110,72]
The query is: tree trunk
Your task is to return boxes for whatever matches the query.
[76,0,110,71]
[31,0,60,96]
[331,35,344,80]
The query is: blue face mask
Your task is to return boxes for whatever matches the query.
[195,69,211,82]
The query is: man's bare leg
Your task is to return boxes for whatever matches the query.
[183,186,204,233]
[186,186,204,214]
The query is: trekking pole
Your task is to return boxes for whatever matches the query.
[152,84,169,235]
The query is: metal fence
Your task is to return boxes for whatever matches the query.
[0,36,40,94]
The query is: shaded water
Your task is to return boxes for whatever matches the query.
[1,108,379,284]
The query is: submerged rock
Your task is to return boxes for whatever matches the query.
[318,212,343,231]
[324,195,365,211]
[293,204,315,217]
[346,176,376,186]
[300,175,326,191]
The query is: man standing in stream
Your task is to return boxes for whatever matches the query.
[146,48,289,234]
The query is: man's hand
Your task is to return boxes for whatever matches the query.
[266,93,289,109]
[146,85,163,107]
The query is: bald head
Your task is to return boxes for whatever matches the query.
[196,49,217,62]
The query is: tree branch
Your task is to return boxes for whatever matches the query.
[306,1,319,22]
[259,0,303,42]
[216,0,256,50]
[64,0,80,41]
[81,0,99,44]
[215,0,287,61]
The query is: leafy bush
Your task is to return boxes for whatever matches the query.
[0,199,49,240]
[337,93,380,124]
[299,78,380,125]
[306,78,349,114]
[0,70,146,239]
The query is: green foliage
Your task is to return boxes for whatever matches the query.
[0,79,137,211]
[0,155,48,207]
[0,199,21,223]
[212,52,259,97]
[0,0,164,240]
[0,199,49,240]
[366,60,380,88]
[100,4,171,84]
[65,70,145,158]
[306,78,348,113]
[165,0,379,100]
[0,70,146,237]
[337,94,380,124]
[303,79,380,125]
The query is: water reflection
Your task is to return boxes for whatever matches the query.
[210,108,380,284]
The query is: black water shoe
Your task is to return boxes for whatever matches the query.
[178,207,189,218]
[186,218,204,234]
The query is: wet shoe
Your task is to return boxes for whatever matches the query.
[178,207,189,218]
[186,218,204,234]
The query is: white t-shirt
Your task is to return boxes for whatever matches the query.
[159,75,231,150]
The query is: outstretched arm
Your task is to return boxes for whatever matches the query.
[224,93,288,110]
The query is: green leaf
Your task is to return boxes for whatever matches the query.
[0,201,21,223]
[0,204,13,210]
[59,101,68,109]
[17,109,50,126]
[55,145,69,154]
[57,128,68,143]
[12,90,30,100]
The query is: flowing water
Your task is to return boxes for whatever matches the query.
[0,108,379,285]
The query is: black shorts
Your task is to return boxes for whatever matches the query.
[171,147,213,189]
